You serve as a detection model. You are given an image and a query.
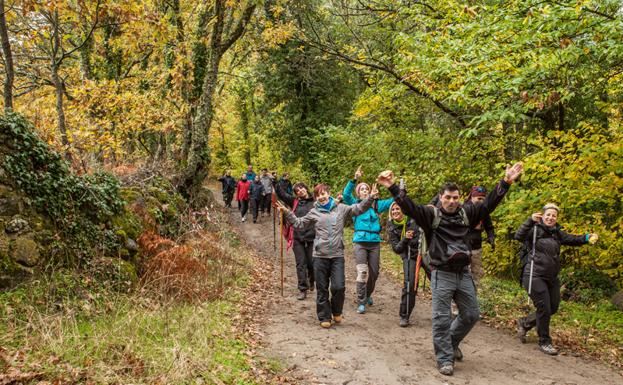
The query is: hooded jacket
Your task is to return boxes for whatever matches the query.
[218,175,237,193]
[275,182,315,242]
[285,197,373,259]
[342,179,394,243]
[236,180,251,201]
[389,180,510,271]
[515,217,588,278]
[249,180,265,201]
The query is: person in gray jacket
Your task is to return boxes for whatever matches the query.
[277,183,376,328]
[260,169,274,217]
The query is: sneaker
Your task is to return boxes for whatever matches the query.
[253,219,257,223]
[297,291,306,300]
[241,216,246,222]
[516,319,527,344]
[320,321,332,329]
[454,346,463,361]
[357,304,366,314]
[539,343,559,356]
[333,314,343,324]
[399,318,409,327]
[367,297,373,306]
[438,362,454,376]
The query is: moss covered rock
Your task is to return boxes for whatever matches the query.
[10,236,41,267]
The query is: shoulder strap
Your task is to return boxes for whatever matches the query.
[432,207,442,229]
[293,198,300,211]
[459,207,470,227]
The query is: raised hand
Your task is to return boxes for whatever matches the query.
[275,201,290,214]
[504,162,524,184]
[531,212,543,223]
[376,170,395,188]
[589,233,599,244]
[370,183,379,199]
[354,165,363,180]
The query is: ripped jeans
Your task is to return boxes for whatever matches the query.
[431,268,480,365]
[354,242,381,305]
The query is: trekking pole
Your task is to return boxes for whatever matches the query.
[528,225,537,295]
[279,208,284,297]
[400,172,411,309]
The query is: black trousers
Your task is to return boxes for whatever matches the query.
[400,256,417,319]
[292,239,314,291]
[261,193,272,214]
[313,257,345,322]
[520,273,560,345]
[223,190,234,207]
[239,200,249,218]
[251,198,261,221]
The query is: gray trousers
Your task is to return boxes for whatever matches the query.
[354,242,381,305]
[431,269,480,365]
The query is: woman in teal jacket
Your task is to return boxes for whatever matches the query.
[342,166,394,314]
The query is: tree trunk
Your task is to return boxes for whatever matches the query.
[0,0,14,111]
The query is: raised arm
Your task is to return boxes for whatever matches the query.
[344,195,373,217]
[276,203,317,230]
[514,216,537,242]
[342,179,357,205]
[559,230,594,247]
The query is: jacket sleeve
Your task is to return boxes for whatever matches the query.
[388,225,408,255]
[275,180,295,207]
[559,230,589,246]
[484,211,495,240]
[388,184,435,234]
[514,217,536,242]
[285,210,316,230]
[376,197,395,213]
[466,179,511,225]
[345,196,373,216]
[342,179,357,205]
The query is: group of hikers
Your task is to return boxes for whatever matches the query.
[218,163,599,376]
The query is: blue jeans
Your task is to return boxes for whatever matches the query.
[431,269,480,365]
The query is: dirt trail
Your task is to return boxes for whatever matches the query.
[213,186,623,385]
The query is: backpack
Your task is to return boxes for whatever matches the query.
[282,198,299,250]
[418,207,471,271]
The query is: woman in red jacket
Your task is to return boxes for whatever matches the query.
[236,174,251,222]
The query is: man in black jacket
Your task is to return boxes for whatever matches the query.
[377,162,523,376]
[217,171,237,208]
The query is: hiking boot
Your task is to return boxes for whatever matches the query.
[438,362,454,376]
[399,318,409,327]
[454,346,463,361]
[357,304,366,314]
[367,297,373,306]
[308,283,314,292]
[320,321,332,329]
[539,343,559,356]
[297,290,306,300]
[516,319,527,344]
[333,314,343,324]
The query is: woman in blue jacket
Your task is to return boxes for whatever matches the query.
[342,166,394,314]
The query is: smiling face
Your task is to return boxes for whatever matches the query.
[440,189,461,213]
[294,186,308,198]
[390,204,404,221]
[316,190,330,205]
[543,208,558,227]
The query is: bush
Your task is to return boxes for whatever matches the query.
[559,267,618,304]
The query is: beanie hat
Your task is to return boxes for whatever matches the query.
[470,185,487,198]
[355,182,370,197]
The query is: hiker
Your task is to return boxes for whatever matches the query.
[342,166,394,314]
[387,202,423,327]
[245,165,256,183]
[515,204,598,356]
[217,171,237,208]
[278,172,293,195]
[276,183,376,329]
[376,162,524,376]
[249,175,265,223]
[260,169,274,217]
[236,174,251,222]
[464,186,495,286]
[275,181,316,300]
